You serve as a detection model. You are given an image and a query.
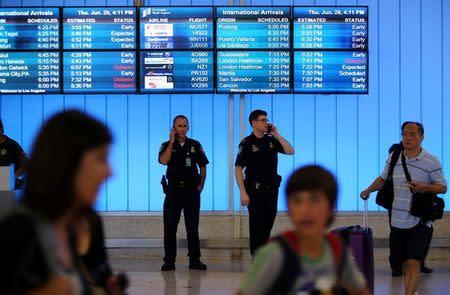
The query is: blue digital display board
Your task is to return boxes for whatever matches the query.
[0,8,60,50]
[0,52,60,94]
[217,51,290,94]
[0,5,369,95]
[293,7,368,50]
[63,51,136,93]
[140,51,213,93]
[216,7,290,49]
[63,7,136,50]
[140,7,213,50]
[294,51,367,94]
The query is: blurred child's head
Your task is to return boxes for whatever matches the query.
[285,165,338,237]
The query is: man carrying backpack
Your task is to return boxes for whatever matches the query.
[360,122,446,295]
[388,142,434,276]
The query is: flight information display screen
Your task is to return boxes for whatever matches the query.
[293,6,368,50]
[140,51,213,93]
[0,6,368,95]
[63,7,136,50]
[0,52,60,94]
[294,51,367,94]
[216,7,290,49]
[140,7,213,49]
[0,8,60,50]
[63,51,136,93]
[217,51,290,94]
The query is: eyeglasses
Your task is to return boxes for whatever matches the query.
[402,132,419,137]
[255,118,269,123]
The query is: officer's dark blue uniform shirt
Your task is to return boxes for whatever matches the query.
[0,135,26,174]
[159,138,209,187]
[235,133,285,184]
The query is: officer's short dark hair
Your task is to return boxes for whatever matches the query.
[248,110,267,126]
[0,118,3,133]
[173,115,189,127]
[285,165,338,226]
[21,110,112,221]
[401,121,424,136]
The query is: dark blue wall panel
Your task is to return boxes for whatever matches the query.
[334,0,358,211]
[128,94,150,211]
[357,0,379,211]
[212,94,229,210]
[443,0,450,205]
[421,0,443,161]
[273,94,294,211]
[85,95,108,210]
[192,94,214,210]
[64,95,85,111]
[400,0,421,124]
[149,94,171,211]
[233,94,241,211]
[21,96,42,156]
[106,95,129,210]
[378,0,400,174]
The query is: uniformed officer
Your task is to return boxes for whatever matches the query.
[0,118,27,189]
[235,109,295,256]
[159,115,209,271]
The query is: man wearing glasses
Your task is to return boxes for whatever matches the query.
[235,109,295,256]
[360,121,446,295]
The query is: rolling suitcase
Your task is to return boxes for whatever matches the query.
[332,200,374,294]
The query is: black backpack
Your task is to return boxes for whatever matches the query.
[389,142,404,154]
[266,231,348,295]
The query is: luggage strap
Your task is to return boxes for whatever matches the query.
[268,230,347,294]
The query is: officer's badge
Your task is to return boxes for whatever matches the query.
[269,142,274,149]
[191,146,196,153]
[0,149,6,156]
[252,145,259,152]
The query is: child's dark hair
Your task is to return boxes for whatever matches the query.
[285,165,338,225]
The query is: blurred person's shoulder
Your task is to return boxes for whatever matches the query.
[0,207,37,233]
[0,205,50,234]
[0,207,43,257]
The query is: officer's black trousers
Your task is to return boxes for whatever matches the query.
[247,186,279,256]
[163,188,201,263]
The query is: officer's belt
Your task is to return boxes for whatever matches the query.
[246,180,277,190]
[168,180,192,189]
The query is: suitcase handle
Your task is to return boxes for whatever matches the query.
[363,199,368,229]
